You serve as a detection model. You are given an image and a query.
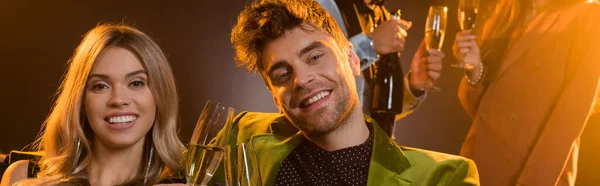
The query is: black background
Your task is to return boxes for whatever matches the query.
[0,0,597,184]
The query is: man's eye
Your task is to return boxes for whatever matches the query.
[280,72,290,79]
[272,71,292,84]
[309,54,323,62]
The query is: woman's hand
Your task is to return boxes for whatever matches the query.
[453,30,482,71]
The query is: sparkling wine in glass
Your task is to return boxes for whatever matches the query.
[425,6,447,51]
[225,143,262,186]
[185,100,235,186]
[455,0,479,69]
[458,0,479,30]
[423,6,447,91]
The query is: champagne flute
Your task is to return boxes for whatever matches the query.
[458,0,478,31]
[454,0,479,69]
[224,143,262,186]
[423,6,448,91]
[186,100,235,186]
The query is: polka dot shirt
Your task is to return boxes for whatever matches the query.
[274,129,374,186]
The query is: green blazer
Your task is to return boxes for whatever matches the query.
[211,112,480,186]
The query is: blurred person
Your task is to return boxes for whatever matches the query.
[453,0,600,185]
[316,0,444,137]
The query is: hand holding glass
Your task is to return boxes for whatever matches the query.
[423,6,447,91]
[454,0,479,69]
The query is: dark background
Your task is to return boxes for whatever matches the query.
[0,0,597,184]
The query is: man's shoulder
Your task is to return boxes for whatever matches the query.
[232,111,296,138]
[400,146,470,165]
[235,111,284,124]
[398,146,479,185]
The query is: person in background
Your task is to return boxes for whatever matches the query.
[210,0,480,185]
[0,153,7,180]
[316,0,445,137]
[1,24,185,186]
[454,0,600,185]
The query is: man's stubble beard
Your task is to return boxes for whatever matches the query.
[283,80,359,137]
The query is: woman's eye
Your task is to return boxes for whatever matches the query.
[91,84,108,90]
[130,80,146,87]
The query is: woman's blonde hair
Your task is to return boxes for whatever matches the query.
[24,23,185,185]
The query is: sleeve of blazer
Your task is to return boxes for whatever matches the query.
[457,73,486,119]
[517,4,600,185]
[394,73,427,120]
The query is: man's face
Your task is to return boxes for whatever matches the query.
[261,25,361,136]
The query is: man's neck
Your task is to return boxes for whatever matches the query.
[304,103,369,151]
[87,138,146,186]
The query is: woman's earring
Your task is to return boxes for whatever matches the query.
[73,111,86,173]
[143,145,154,184]
[72,138,81,172]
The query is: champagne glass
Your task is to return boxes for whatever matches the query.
[423,6,447,91]
[458,0,478,31]
[224,143,262,186]
[186,100,235,186]
[454,0,479,69]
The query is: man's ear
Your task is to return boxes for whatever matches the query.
[347,43,361,76]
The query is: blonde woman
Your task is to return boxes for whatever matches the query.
[1,24,185,185]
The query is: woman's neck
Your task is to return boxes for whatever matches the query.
[87,137,147,186]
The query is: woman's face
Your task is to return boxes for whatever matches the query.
[84,47,156,149]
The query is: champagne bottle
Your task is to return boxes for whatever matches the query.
[364,10,404,137]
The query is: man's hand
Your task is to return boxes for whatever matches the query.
[409,40,444,94]
[368,19,412,55]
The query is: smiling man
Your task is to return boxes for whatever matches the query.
[215,0,480,185]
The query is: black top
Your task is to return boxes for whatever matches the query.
[274,129,374,186]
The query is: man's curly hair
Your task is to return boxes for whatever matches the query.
[230,0,348,75]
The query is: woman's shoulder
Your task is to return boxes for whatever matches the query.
[1,160,30,186]
[573,1,600,31]
[552,1,600,33]
[565,1,600,18]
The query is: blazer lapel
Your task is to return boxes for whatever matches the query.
[251,118,305,186]
[366,116,412,185]
[494,8,562,81]
[245,115,413,185]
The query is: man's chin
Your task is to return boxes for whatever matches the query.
[295,117,337,134]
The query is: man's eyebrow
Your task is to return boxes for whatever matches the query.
[265,40,325,77]
[298,41,325,57]
[266,60,289,77]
